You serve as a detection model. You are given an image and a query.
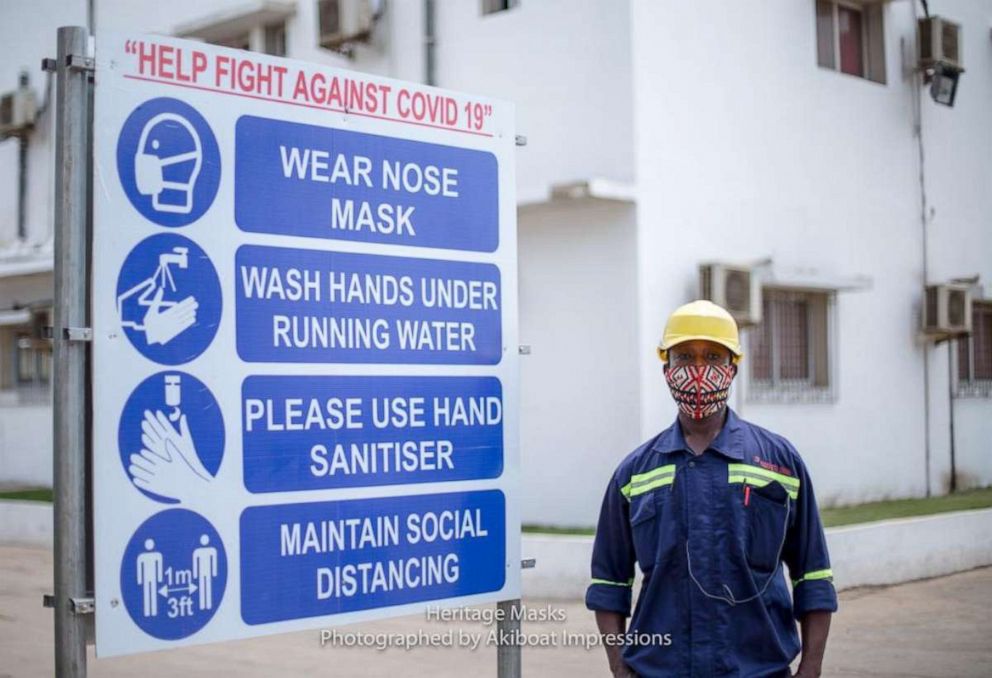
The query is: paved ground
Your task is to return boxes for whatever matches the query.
[1,544,990,677]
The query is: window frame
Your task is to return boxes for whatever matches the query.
[1,307,53,403]
[815,0,886,84]
[747,288,836,404]
[16,308,51,386]
[955,301,992,398]
[481,0,519,17]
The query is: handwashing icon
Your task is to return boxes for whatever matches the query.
[117,246,200,346]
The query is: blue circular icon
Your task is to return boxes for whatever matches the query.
[119,371,224,505]
[121,509,227,640]
[116,233,221,365]
[117,98,220,227]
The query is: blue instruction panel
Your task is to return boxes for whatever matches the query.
[234,116,499,252]
[242,375,504,493]
[235,245,502,364]
[240,490,506,624]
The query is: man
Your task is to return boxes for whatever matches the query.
[586,300,836,677]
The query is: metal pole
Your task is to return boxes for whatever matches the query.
[16,70,29,240]
[947,341,957,492]
[53,24,91,678]
[17,134,28,240]
[424,0,436,86]
[497,599,522,678]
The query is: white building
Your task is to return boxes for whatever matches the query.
[1,0,989,526]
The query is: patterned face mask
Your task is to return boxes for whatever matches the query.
[664,364,736,420]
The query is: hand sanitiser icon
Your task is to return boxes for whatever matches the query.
[165,374,182,422]
[119,371,225,506]
[127,374,215,504]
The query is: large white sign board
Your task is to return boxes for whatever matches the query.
[92,33,518,657]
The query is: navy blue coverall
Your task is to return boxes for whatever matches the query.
[586,409,838,677]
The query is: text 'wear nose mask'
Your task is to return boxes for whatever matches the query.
[665,364,736,420]
[134,113,203,215]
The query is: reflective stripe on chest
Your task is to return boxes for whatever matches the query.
[727,463,799,499]
[621,464,676,500]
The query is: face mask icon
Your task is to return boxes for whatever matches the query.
[134,113,203,214]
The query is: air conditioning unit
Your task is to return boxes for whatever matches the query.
[699,264,762,326]
[918,16,962,71]
[0,87,36,139]
[318,0,375,51]
[923,284,972,336]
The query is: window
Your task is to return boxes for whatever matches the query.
[957,302,992,396]
[177,5,293,56]
[482,0,519,16]
[815,1,886,83]
[0,308,51,400]
[318,0,341,40]
[214,34,252,51]
[317,0,375,51]
[749,290,832,401]
[213,24,286,56]
[263,23,287,57]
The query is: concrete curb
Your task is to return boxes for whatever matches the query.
[521,507,992,599]
[826,508,992,589]
[0,500,53,548]
[4,501,990,600]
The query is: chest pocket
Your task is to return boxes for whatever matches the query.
[629,488,672,574]
[745,481,791,574]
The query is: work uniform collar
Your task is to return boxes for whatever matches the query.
[651,407,744,460]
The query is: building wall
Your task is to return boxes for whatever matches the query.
[630,0,992,505]
[0,0,641,521]
[518,200,640,526]
[0,0,87,246]
[921,0,992,491]
[96,0,636,203]
[0,2,84,490]
[0,403,52,486]
[0,0,988,518]
[431,0,635,204]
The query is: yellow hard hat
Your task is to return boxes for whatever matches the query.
[657,300,743,363]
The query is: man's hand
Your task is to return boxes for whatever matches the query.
[793,610,831,678]
[595,610,636,678]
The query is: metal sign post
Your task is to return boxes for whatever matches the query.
[497,598,522,678]
[52,24,93,678]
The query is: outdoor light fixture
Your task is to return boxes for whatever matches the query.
[929,63,962,107]
[917,13,965,107]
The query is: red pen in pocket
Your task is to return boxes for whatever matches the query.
[744,485,751,507]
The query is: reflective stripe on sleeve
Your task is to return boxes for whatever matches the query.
[591,578,635,587]
[792,568,833,586]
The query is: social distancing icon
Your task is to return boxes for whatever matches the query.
[116,233,221,365]
[121,509,226,640]
[119,370,224,505]
[116,97,220,226]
